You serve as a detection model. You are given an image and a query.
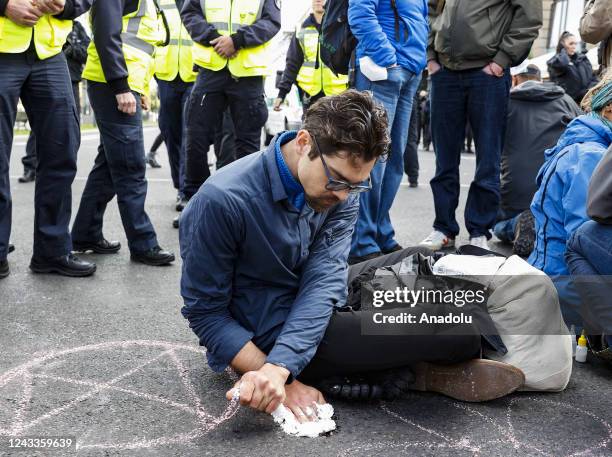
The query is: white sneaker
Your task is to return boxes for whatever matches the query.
[419,230,455,250]
[469,236,489,250]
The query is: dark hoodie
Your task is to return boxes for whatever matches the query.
[500,81,582,218]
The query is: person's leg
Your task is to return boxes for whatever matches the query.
[177,83,193,197]
[350,67,402,259]
[86,82,158,253]
[566,221,612,338]
[0,53,27,262]
[157,80,183,191]
[422,108,431,150]
[376,70,421,252]
[150,132,165,153]
[72,81,81,118]
[227,76,267,160]
[214,109,236,169]
[464,69,511,240]
[493,214,520,244]
[21,53,78,259]
[183,71,225,199]
[403,92,420,184]
[429,68,467,239]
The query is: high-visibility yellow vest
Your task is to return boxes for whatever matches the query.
[296,24,348,97]
[193,0,274,78]
[83,0,166,95]
[0,15,72,60]
[154,0,196,82]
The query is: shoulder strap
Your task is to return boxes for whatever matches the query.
[390,0,407,42]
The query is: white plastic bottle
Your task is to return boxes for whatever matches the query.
[575,333,588,363]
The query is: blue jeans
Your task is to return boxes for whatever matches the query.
[430,67,511,239]
[0,52,78,260]
[566,221,612,345]
[157,79,192,196]
[351,66,421,257]
[72,81,158,253]
[493,214,520,244]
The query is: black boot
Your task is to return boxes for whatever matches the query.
[30,254,96,277]
[8,243,14,254]
[175,195,189,212]
[172,215,180,229]
[131,245,175,266]
[146,151,162,168]
[73,239,121,254]
[0,259,8,279]
[18,169,36,183]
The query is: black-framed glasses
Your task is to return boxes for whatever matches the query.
[311,134,372,194]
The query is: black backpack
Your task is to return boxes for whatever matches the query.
[319,0,404,77]
[319,0,356,76]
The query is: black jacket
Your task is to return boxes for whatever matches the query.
[547,49,599,103]
[63,21,90,83]
[500,81,582,218]
[587,145,612,225]
[277,14,319,101]
[180,0,280,57]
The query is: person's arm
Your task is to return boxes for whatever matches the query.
[180,190,256,374]
[580,0,612,44]
[230,0,280,50]
[348,0,396,68]
[266,195,360,378]
[587,146,612,225]
[547,49,571,75]
[492,0,543,69]
[426,0,439,63]
[90,0,133,94]
[277,33,304,101]
[180,0,222,46]
[55,0,92,20]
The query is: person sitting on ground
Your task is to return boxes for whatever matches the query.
[494,63,581,257]
[566,143,612,363]
[528,72,612,329]
[548,31,599,104]
[179,91,526,421]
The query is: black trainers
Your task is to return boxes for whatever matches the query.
[8,243,14,254]
[513,209,535,257]
[18,169,35,183]
[73,239,121,254]
[318,368,415,402]
[172,215,180,229]
[30,254,96,277]
[175,195,188,212]
[130,245,175,266]
[146,152,162,168]
[0,259,8,279]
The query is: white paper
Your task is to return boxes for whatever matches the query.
[359,56,388,82]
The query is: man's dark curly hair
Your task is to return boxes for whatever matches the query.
[302,89,390,163]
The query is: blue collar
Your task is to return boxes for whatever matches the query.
[274,131,305,211]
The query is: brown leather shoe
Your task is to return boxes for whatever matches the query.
[411,359,525,402]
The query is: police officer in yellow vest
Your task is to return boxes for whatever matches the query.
[180,0,281,199]
[0,0,95,279]
[149,0,196,212]
[71,0,176,267]
[275,0,348,113]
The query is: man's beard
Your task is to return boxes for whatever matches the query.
[306,194,339,213]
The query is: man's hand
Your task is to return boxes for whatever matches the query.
[283,380,325,424]
[141,94,150,112]
[427,59,441,76]
[225,363,289,414]
[211,36,236,59]
[6,0,44,27]
[116,92,137,115]
[273,98,283,111]
[483,62,504,78]
[33,0,65,15]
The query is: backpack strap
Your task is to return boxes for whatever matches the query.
[390,0,408,42]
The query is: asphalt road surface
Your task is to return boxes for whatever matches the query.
[1,129,611,457]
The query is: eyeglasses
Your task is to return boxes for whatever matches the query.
[311,135,372,194]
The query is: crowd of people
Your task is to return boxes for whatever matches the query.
[1,0,612,420]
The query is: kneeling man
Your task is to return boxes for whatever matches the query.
[180,91,524,420]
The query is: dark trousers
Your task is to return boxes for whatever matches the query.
[21,81,79,174]
[0,52,78,260]
[213,109,236,169]
[71,81,158,253]
[403,92,420,184]
[299,247,481,382]
[430,67,510,239]
[157,78,193,196]
[183,68,268,198]
[566,221,612,343]
[150,132,165,153]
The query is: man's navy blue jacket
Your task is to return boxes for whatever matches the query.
[179,135,359,377]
